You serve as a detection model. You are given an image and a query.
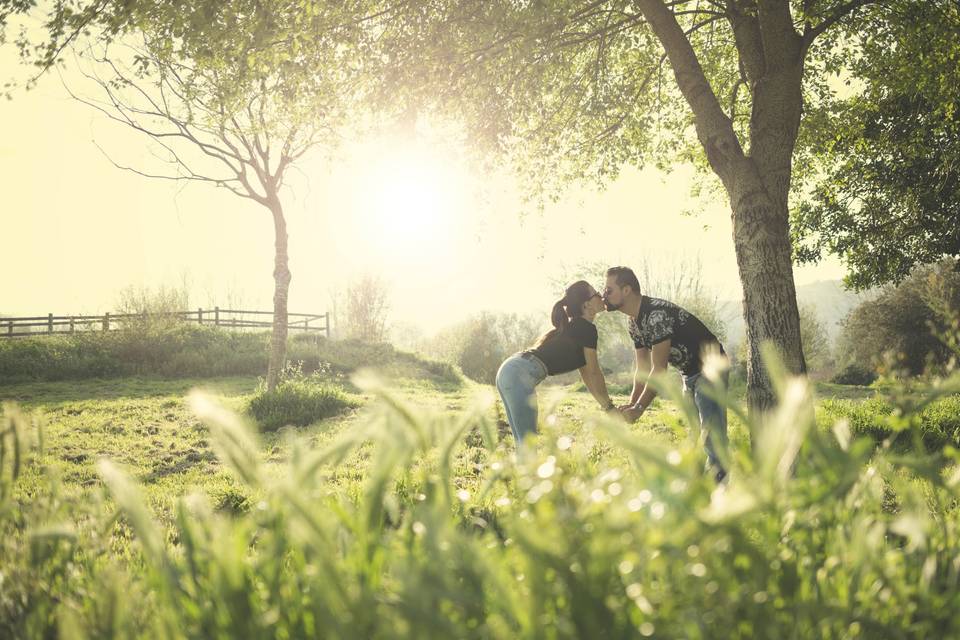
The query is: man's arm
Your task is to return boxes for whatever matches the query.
[623,340,670,422]
[621,347,650,409]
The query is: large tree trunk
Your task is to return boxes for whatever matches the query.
[732,57,808,413]
[637,0,807,413]
[265,194,291,392]
[728,164,806,413]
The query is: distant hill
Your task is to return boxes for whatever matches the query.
[721,280,877,350]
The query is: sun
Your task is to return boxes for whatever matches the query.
[370,156,452,245]
[334,139,472,272]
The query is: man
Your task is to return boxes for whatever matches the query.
[603,266,729,482]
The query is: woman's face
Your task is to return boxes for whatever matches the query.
[582,287,605,316]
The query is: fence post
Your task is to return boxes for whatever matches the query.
[69,316,75,333]
[7,320,12,337]
[215,306,220,327]
[325,313,330,338]
[48,313,53,333]
[198,308,203,325]
[103,312,110,331]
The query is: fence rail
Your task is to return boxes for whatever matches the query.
[0,308,330,338]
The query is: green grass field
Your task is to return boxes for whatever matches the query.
[5,362,960,638]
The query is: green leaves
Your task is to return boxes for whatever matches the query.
[793,1,960,289]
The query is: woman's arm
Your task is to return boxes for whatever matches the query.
[578,347,615,411]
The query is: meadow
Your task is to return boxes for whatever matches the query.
[3,333,960,638]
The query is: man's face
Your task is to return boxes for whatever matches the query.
[603,275,626,311]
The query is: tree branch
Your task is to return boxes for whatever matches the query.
[91,140,253,200]
[803,0,879,46]
[724,3,765,83]
[635,0,745,180]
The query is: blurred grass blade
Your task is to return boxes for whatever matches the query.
[189,391,262,489]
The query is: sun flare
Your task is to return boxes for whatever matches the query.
[356,146,462,258]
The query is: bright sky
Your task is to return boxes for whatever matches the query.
[0,56,845,335]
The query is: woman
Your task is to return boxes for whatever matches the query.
[495,280,617,447]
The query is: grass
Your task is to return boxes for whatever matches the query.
[3,361,960,637]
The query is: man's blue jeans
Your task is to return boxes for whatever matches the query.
[495,353,548,446]
[681,370,730,479]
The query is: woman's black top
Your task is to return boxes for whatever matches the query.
[529,317,599,375]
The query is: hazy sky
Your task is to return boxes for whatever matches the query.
[1,54,845,335]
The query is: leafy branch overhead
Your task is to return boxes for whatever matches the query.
[792,1,960,289]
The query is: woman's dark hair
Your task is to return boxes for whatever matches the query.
[533,280,595,348]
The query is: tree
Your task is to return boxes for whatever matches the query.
[798,304,831,373]
[836,260,960,375]
[5,0,953,409]
[378,0,937,412]
[792,1,960,290]
[737,303,830,376]
[344,274,391,343]
[55,3,365,390]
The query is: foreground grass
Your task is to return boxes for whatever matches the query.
[4,369,960,637]
[1,372,473,524]
[0,373,946,533]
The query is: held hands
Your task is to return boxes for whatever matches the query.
[620,405,644,423]
[602,402,642,422]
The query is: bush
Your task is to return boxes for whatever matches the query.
[831,364,878,386]
[290,336,462,386]
[0,327,461,387]
[837,260,960,375]
[247,372,358,431]
[421,312,542,384]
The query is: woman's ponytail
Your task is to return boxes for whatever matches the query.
[533,298,570,348]
[530,280,594,349]
[550,298,569,331]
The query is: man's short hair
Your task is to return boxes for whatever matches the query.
[606,266,641,294]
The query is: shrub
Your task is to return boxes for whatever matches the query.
[422,312,541,384]
[247,373,358,431]
[831,363,878,386]
[0,328,460,387]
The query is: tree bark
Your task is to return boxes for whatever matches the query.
[728,160,807,413]
[637,0,808,413]
[733,55,808,413]
[265,194,291,392]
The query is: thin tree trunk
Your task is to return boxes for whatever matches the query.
[266,194,291,392]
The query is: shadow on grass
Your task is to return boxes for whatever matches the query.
[0,376,260,406]
[814,381,880,401]
[139,449,219,484]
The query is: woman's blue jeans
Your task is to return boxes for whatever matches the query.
[495,353,548,446]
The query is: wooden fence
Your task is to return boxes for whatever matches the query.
[0,308,330,338]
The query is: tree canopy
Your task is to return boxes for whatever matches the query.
[792,0,960,290]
